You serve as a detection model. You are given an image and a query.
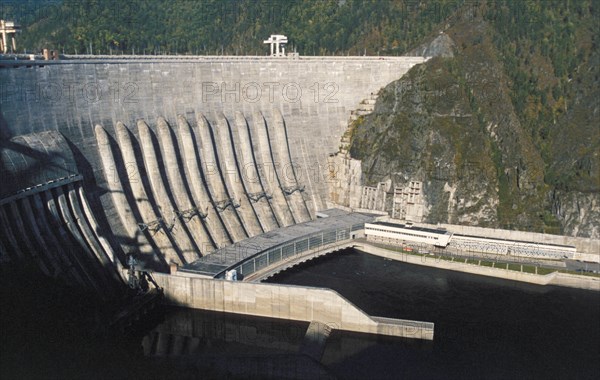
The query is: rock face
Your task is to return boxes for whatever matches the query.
[342,14,599,238]
[349,56,501,228]
[408,33,456,58]
[551,191,600,239]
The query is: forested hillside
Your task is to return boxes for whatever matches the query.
[349,0,599,237]
[13,0,460,56]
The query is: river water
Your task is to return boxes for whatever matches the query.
[265,248,600,379]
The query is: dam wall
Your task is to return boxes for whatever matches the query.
[152,271,434,340]
[0,56,426,208]
[0,130,124,297]
[0,56,426,267]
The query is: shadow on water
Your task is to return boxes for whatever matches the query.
[138,307,337,379]
[0,265,167,379]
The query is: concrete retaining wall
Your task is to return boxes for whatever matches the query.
[152,272,434,340]
[357,243,600,291]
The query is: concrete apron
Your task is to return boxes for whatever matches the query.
[152,271,434,341]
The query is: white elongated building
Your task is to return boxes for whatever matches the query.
[365,221,577,259]
[365,222,453,248]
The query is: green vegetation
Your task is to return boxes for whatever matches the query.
[522,265,537,274]
[483,1,599,194]
[537,267,557,275]
[439,255,455,262]
[508,263,521,271]
[16,0,461,56]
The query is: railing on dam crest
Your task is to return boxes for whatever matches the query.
[216,223,364,280]
[178,211,372,279]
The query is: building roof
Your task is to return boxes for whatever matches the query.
[369,221,450,235]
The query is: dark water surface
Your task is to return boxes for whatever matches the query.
[266,249,600,379]
[2,249,598,379]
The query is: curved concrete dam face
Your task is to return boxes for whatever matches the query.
[0,56,425,279]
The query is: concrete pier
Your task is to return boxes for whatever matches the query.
[232,111,280,232]
[32,192,85,284]
[176,116,231,249]
[156,118,211,259]
[196,113,248,242]
[270,109,312,222]
[212,112,263,237]
[138,120,201,263]
[78,186,119,268]
[115,122,182,265]
[20,196,60,276]
[7,201,51,275]
[250,111,296,227]
[56,186,112,295]
[95,125,156,260]
[43,190,91,288]
[67,183,121,284]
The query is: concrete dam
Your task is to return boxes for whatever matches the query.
[0,55,435,340]
[1,56,425,267]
